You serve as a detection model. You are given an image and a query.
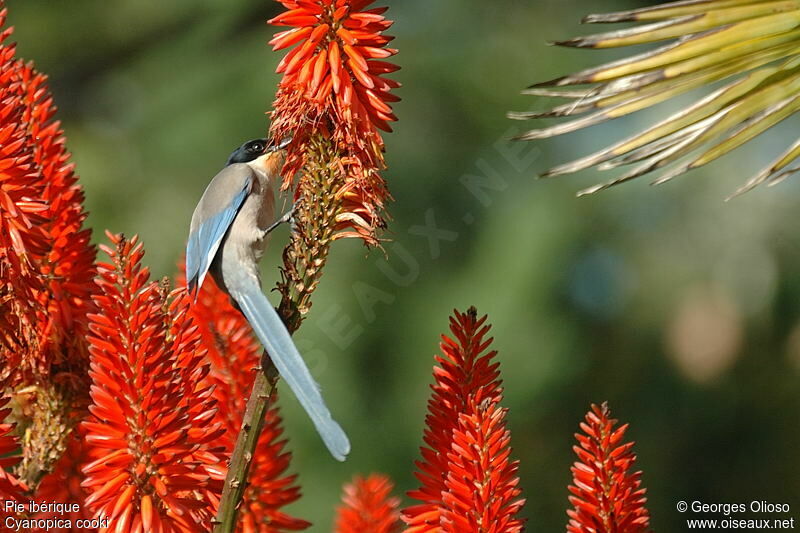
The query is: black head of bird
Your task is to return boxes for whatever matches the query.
[226,137,292,166]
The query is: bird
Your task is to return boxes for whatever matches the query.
[185,137,350,461]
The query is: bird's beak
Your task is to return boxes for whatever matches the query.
[272,136,292,151]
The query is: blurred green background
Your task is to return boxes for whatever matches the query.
[7,0,800,530]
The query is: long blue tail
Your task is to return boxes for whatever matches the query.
[230,284,350,461]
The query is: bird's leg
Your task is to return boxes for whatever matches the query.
[263,203,297,236]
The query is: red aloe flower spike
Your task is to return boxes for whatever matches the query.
[0,7,50,366]
[270,0,398,134]
[269,0,400,243]
[334,473,401,533]
[403,307,525,532]
[24,60,96,377]
[16,64,97,487]
[183,271,310,532]
[82,233,225,533]
[566,403,651,533]
[0,1,95,488]
[440,398,525,533]
[0,2,96,381]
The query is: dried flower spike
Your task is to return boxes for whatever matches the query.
[335,473,401,533]
[404,307,525,533]
[566,402,650,533]
[33,432,92,528]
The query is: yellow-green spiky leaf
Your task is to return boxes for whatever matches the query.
[512,0,800,197]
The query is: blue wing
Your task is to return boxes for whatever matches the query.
[186,177,251,294]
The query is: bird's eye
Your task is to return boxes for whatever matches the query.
[249,142,265,153]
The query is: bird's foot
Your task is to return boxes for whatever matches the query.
[264,203,297,235]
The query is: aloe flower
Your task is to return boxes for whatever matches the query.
[81,234,224,532]
[566,403,650,533]
[0,3,95,378]
[0,13,49,364]
[0,0,96,489]
[269,0,399,245]
[0,4,95,380]
[335,474,401,533]
[404,308,525,533]
[512,0,800,197]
